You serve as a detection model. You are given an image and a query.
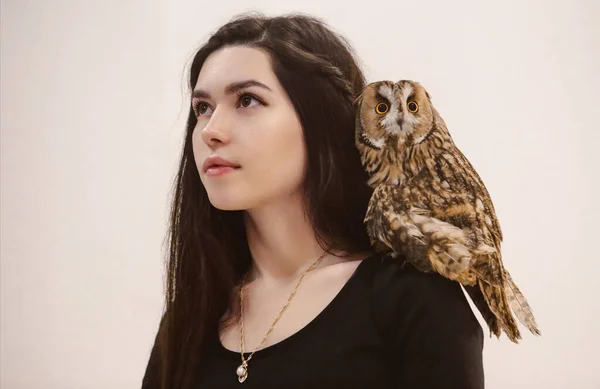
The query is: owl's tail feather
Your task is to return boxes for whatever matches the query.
[471,255,541,339]
[463,281,501,339]
[479,278,522,343]
[504,272,541,336]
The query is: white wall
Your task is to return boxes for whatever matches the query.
[1,0,598,388]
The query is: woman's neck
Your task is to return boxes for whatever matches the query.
[243,192,340,287]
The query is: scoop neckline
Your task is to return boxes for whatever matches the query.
[210,252,380,360]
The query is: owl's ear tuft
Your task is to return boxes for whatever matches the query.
[425,90,432,101]
[353,87,366,107]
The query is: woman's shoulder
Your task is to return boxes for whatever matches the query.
[359,251,470,299]
[358,252,484,340]
[358,252,485,388]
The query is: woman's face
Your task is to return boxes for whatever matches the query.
[192,46,306,211]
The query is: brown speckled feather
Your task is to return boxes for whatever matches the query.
[357,80,540,343]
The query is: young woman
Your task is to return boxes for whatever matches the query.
[141,13,484,389]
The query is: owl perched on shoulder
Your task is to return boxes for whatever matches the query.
[354,80,540,343]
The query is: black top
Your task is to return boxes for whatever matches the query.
[145,253,485,388]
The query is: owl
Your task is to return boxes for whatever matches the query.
[354,80,540,343]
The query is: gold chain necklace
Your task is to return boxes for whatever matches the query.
[235,251,328,383]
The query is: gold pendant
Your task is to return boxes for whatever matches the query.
[236,363,248,383]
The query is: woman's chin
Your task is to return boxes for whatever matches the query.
[208,199,243,211]
[207,193,252,211]
[211,203,245,211]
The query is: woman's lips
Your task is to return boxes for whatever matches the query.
[205,165,239,177]
[202,155,241,176]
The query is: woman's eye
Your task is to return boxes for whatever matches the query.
[193,101,214,117]
[238,94,261,108]
[192,94,262,117]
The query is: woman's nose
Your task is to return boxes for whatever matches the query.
[200,110,231,147]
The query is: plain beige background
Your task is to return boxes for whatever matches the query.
[1,0,598,388]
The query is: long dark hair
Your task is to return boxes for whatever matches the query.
[142,12,373,389]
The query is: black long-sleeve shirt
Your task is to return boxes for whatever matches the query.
[143,253,485,388]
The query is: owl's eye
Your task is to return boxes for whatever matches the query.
[407,101,419,113]
[375,102,389,115]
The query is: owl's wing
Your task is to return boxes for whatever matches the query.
[413,148,502,245]
[365,148,504,284]
[409,152,539,336]
[366,164,540,339]
[445,147,503,242]
[428,107,504,243]
[366,183,477,284]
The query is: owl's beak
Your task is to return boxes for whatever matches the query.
[396,117,404,128]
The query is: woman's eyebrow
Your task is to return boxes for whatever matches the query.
[192,80,272,99]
